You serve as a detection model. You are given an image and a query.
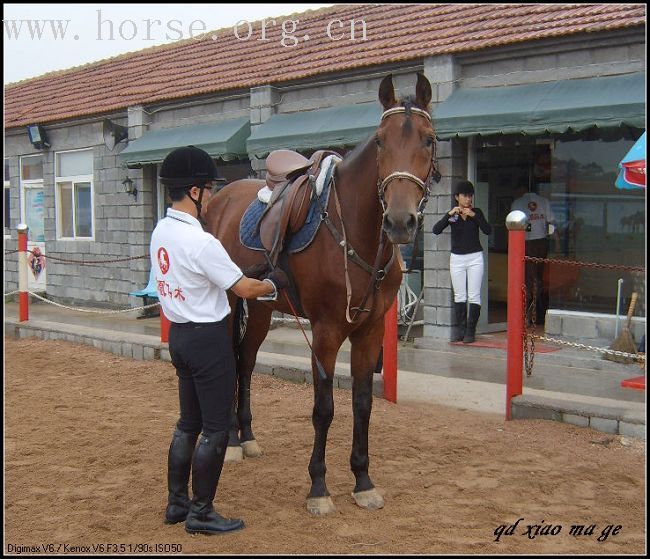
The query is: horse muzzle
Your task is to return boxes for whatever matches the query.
[383,211,418,245]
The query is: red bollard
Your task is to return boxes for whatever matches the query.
[160,309,170,343]
[505,210,529,419]
[383,296,398,403]
[17,223,29,322]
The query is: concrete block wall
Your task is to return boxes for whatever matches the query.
[3,116,156,308]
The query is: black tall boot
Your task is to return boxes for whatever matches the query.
[451,302,467,342]
[165,428,199,524]
[463,303,481,344]
[185,431,245,535]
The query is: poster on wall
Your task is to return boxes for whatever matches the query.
[26,242,47,291]
[25,188,45,242]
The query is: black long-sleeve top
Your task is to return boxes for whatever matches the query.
[432,207,492,255]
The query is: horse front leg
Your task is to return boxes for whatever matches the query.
[306,326,344,516]
[348,319,385,510]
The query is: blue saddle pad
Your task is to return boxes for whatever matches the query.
[239,170,333,254]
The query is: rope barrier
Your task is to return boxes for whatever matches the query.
[524,256,645,273]
[7,290,160,315]
[522,259,646,372]
[532,333,646,362]
[4,248,149,265]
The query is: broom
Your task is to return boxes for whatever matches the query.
[604,292,638,364]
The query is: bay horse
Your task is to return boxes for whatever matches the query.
[204,73,437,515]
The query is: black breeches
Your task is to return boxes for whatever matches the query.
[168,319,236,435]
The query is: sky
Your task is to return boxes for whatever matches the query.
[3,3,335,84]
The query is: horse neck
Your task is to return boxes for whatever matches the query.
[335,138,384,253]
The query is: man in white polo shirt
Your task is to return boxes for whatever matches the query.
[151,146,287,535]
[511,182,561,323]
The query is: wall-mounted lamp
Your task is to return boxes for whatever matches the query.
[122,176,138,199]
[26,124,50,150]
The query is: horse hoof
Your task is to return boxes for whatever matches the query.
[306,496,336,516]
[352,488,384,510]
[224,445,244,463]
[241,439,262,458]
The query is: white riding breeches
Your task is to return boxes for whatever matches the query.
[450,251,484,304]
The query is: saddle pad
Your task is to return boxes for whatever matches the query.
[240,163,334,254]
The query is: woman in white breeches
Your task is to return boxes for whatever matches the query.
[432,180,492,343]
[450,251,484,305]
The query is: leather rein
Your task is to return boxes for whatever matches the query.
[314,105,437,323]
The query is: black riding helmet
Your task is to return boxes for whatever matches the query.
[454,180,475,196]
[160,146,220,218]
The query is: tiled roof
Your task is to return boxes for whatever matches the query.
[4,3,646,128]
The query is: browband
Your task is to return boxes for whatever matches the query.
[381,106,431,122]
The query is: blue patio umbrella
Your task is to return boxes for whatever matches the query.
[615,131,646,189]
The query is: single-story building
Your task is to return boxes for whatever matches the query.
[4,4,646,343]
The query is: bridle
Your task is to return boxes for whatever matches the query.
[376,106,439,220]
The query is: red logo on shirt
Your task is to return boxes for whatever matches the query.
[158,247,170,275]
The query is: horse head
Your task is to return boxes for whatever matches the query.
[376,73,436,244]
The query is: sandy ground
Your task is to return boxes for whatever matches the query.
[4,336,646,555]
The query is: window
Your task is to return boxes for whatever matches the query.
[20,155,45,242]
[4,158,10,237]
[55,149,94,239]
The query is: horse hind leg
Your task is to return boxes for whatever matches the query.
[225,400,244,463]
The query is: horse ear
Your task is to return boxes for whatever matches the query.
[378,75,397,110]
[415,73,432,110]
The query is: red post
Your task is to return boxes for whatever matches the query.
[383,297,398,403]
[17,224,29,322]
[505,211,528,419]
[160,309,170,343]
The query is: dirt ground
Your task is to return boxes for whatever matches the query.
[4,336,646,555]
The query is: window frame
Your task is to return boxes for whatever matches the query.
[54,148,95,241]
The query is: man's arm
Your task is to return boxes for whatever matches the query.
[230,276,276,299]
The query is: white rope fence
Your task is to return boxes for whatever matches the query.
[5,290,160,315]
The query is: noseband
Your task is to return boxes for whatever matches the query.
[377,106,438,218]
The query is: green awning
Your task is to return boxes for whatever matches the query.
[434,73,645,139]
[247,103,383,158]
[119,118,250,168]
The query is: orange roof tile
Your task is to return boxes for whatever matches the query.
[4,3,646,129]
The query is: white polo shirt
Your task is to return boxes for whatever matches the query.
[511,192,556,241]
[150,208,243,323]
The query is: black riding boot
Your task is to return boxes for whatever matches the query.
[463,303,481,344]
[451,302,467,342]
[185,431,245,535]
[165,428,199,524]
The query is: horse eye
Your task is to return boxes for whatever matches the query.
[375,137,383,148]
[425,137,434,148]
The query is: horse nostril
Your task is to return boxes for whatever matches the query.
[407,214,417,231]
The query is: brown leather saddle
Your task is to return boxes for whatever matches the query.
[258,149,339,267]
